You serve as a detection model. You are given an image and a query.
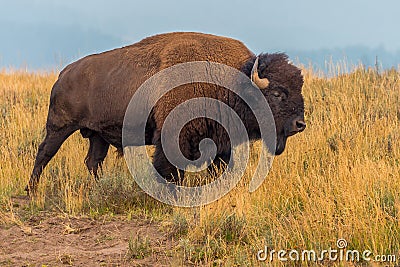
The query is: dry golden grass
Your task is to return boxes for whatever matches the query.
[0,64,399,266]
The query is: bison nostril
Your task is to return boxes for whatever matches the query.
[296,120,306,131]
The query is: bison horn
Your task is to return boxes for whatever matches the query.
[251,57,270,89]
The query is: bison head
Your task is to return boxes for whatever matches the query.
[246,53,306,155]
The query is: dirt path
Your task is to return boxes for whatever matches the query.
[0,199,177,266]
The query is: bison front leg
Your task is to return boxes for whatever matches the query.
[84,132,110,179]
[153,144,184,183]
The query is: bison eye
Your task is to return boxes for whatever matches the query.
[271,87,288,101]
[272,91,281,97]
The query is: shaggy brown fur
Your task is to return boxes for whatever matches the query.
[27,32,306,192]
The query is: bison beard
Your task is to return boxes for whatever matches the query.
[26,32,306,194]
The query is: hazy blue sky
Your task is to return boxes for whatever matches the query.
[1,0,400,70]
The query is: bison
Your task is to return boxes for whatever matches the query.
[27,32,306,194]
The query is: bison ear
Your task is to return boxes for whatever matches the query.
[251,56,270,89]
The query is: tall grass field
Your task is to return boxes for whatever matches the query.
[0,63,399,266]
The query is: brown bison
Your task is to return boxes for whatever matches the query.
[27,32,306,194]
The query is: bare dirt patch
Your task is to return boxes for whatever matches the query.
[0,198,176,266]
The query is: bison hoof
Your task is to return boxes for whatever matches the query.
[24,184,37,197]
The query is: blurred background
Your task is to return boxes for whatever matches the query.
[1,0,400,72]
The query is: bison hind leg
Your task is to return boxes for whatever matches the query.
[84,131,110,179]
[27,125,78,195]
[80,128,94,138]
